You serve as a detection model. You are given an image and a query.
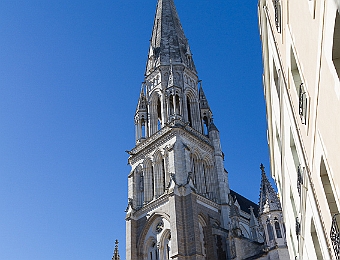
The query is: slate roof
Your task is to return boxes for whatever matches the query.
[230,189,259,218]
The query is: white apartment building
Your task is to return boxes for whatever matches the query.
[258,0,340,259]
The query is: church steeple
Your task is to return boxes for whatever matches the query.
[127,1,231,259]
[135,0,205,138]
[146,0,196,75]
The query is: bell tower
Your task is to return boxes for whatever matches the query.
[126,0,230,259]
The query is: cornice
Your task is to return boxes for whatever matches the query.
[128,120,213,165]
[133,193,171,219]
[196,193,220,211]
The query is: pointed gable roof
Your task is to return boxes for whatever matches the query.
[146,0,197,74]
[258,164,282,215]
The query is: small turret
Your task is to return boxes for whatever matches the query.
[249,206,261,242]
[199,84,213,135]
[258,164,286,249]
[229,195,242,237]
[135,86,148,143]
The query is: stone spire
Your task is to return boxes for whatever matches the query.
[112,240,120,260]
[145,0,197,75]
[258,164,282,214]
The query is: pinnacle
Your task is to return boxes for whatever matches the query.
[111,239,120,260]
[258,164,282,215]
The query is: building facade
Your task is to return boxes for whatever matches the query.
[124,0,289,259]
[258,0,340,259]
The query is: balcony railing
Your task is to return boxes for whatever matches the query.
[299,83,308,125]
[331,214,340,259]
[297,165,303,196]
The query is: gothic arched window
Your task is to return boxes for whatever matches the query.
[137,169,144,208]
[151,165,155,200]
[141,118,146,138]
[198,221,206,259]
[148,242,159,260]
[175,94,180,115]
[169,96,174,115]
[162,159,166,192]
[157,98,162,130]
[143,159,153,203]
[203,116,209,136]
[187,96,192,127]
[163,233,171,260]
[202,163,208,195]
[267,219,274,241]
[191,155,197,186]
[274,217,282,238]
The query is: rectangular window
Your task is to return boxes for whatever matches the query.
[290,188,297,218]
[320,157,338,217]
[273,62,280,100]
[290,48,302,93]
[276,125,282,154]
[311,219,323,259]
[290,231,297,257]
[290,48,309,125]
[333,12,340,79]
[290,130,299,171]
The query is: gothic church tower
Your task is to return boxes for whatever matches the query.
[124,1,292,259]
[126,0,231,259]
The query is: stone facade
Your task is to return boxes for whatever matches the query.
[258,0,340,258]
[124,0,289,259]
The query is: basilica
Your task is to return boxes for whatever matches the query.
[119,0,290,259]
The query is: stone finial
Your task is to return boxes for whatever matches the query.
[112,239,120,260]
[260,163,265,174]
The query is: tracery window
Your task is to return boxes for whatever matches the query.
[163,233,171,260]
[148,242,159,260]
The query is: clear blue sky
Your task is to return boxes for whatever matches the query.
[0,1,271,259]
